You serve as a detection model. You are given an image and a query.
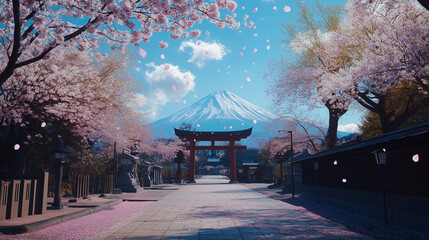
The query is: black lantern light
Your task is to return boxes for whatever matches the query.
[50,138,70,209]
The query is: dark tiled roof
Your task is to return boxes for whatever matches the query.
[295,122,429,163]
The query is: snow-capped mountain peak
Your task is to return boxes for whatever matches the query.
[167,90,278,124]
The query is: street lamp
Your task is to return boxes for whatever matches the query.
[314,161,319,204]
[50,138,70,209]
[279,130,294,198]
[372,148,388,225]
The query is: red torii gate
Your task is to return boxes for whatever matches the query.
[174,128,252,183]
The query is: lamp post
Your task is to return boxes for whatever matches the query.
[314,161,319,204]
[50,138,70,209]
[372,148,388,225]
[279,130,294,198]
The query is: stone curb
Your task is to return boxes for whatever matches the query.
[0,199,123,234]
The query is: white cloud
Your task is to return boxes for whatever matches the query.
[179,40,227,67]
[338,123,360,133]
[134,63,195,119]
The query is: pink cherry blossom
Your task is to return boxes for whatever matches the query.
[14,144,20,150]
[253,8,258,13]
[412,154,419,163]
[159,41,169,49]
[253,120,257,124]
[342,179,347,183]
[197,124,201,127]
[267,45,271,50]
[253,48,257,53]
[41,122,47,128]
[254,33,258,37]
[190,30,201,38]
[161,54,165,59]
[229,126,232,129]
[273,6,277,10]
[164,64,170,70]
[195,62,200,66]
[240,52,243,56]
[172,86,179,91]
[284,6,291,12]
[174,99,179,104]
[139,48,147,58]
[246,77,251,82]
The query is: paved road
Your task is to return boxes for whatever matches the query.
[96,175,371,240]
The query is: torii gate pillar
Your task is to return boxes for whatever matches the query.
[229,140,237,183]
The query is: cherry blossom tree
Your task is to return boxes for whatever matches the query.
[317,0,429,133]
[0,0,239,86]
[0,47,151,176]
[268,2,351,148]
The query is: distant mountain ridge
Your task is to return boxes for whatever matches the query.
[149,90,351,148]
[166,90,278,124]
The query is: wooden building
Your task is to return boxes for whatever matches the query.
[296,122,429,233]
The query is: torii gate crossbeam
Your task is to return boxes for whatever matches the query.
[174,128,252,183]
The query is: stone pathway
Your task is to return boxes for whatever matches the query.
[97,175,372,240]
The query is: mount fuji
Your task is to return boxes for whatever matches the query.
[149,90,280,147]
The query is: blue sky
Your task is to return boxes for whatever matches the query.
[127,0,360,132]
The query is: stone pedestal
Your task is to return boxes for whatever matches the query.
[115,151,143,193]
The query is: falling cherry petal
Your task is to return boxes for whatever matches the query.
[186,81,190,85]
[228,66,231,68]
[412,154,419,162]
[253,48,257,53]
[183,100,187,104]
[243,46,246,50]
[253,120,257,124]
[273,6,277,10]
[240,52,243,56]
[342,178,347,183]
[229,126,232,129]
[284,6,291,12]
[41,122,46,128]
[160,54,165,59]
[241,123,244,125]
[303,1,306,3]
[197,124,200,127]
[227,72,230,74]
[172,86,179,91]
[334,160,338,165]
[244,69,247,73]
[224,126,226,129]
[138,48,147,58]
[218,69,221,72]
[239,30,242,33]
[174,99,179,104]
[194,95,197,98]
[242,6,245,10]
[195,62,200,66]
[246,77,251,82]
[267,45,271,50]
[253,33,258,37]
[206,31,210,36]
[252,26,256,30]
[240,85,243,88]
[267,39,270,43]
[253,8,258,13]
[14,144,20,150]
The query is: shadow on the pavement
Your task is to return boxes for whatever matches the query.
[277,197,429,240]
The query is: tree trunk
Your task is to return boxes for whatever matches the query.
[326,107,340,149]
